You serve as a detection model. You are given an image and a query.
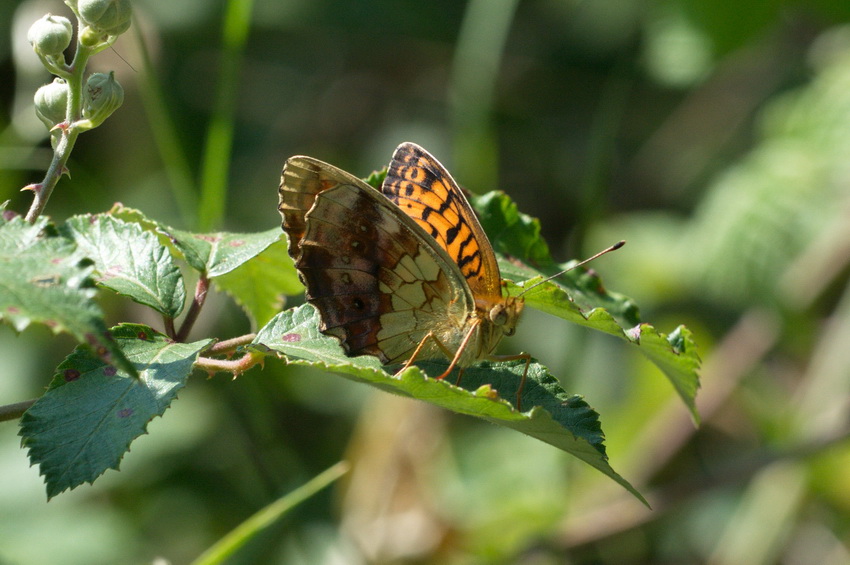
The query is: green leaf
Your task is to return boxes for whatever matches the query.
[167,227,281,278]
[60,215,186,318]
[0,215,134,376]
[254,305,647,505]
[214,235,301,328]
[504,273,700,420]
[639,324,702,420]
[364,167,387,189]
[473,191,553,268]
[19,323,213,498]
[108,203,180,252]
[108,203,282,280]
[475,191,700,418]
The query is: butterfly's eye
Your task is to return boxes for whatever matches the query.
[489,304,507,326]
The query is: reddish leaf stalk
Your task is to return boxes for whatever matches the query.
[195,349,263,376]
[163,315,177,339]
[206,334,256,356]
[176,275,209,342]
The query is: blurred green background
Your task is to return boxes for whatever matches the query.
[2,0,850,563]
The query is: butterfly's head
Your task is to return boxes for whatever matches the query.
[488,296,524,337]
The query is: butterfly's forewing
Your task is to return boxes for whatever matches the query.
[279,156,475,364]
[383,142,503,301]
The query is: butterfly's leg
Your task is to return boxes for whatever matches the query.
[454,369,465,387]
[396,331,438,374]
[435,319,481,382]
[396,331,457,374]
[487,352,531,411]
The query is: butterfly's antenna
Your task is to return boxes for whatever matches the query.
[518,240,626,297]
[111,46,137,73]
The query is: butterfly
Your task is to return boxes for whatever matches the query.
[278,142,532,407]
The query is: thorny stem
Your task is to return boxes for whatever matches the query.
[24,32,118,223]
[25,124,77,223]
[25,40,92,223]
[176,275,209,342]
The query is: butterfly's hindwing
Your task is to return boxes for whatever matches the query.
[293,176,472,364]
[278,157,333,259]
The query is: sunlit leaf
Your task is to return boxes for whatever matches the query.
[254,305,648,505]
[0,214,133,375]
[168,227,281,278]
[214,235,300,328]
[60,215,185,317]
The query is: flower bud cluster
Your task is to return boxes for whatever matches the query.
[28,0,130,133]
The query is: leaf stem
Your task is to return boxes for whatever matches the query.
[163,315,177,339]
[195,349,263,376]
[36,52,71,79]
[0,399,37,423]
[176,275,209,342]
[206,333,256,355]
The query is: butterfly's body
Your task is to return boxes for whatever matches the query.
[279,142,527,403]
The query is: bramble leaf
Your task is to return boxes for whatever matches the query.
[167,227,281,278]
[19,324,212,498]
[0,213,133,375]
[214,235,301,328]
[109,204,290,326]
[476,191,700,419]
[254,305,648,505]
[109,203,282,278]
[60,215,185,317]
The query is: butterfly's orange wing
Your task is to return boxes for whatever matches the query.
[382,142,504,302]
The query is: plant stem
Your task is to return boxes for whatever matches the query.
[195,350,263,375]
[0,399,37,423]
[24,38,95,222]
[24,127,76,222]
[207,333,256,355]
[190,461,350,565]
[176,275,210,342]
[163,315,177,339]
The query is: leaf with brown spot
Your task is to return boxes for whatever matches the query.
[19,323,212,498]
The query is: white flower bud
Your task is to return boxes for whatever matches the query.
[27,14,73,57]
[82,71,124,126]
[34,78,69,129]
[78,0,131,36]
